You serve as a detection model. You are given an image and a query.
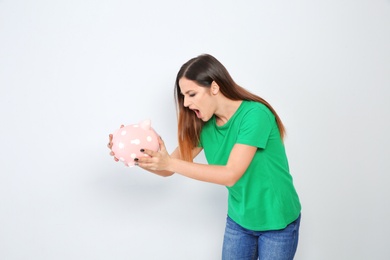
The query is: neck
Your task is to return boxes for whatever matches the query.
[215,99,243,126]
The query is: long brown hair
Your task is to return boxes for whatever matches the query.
[174,54,285,162]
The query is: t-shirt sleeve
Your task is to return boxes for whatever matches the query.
[236,107,274,149]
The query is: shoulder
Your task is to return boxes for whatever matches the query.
[241,101,274,121]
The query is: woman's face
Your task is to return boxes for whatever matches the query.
[178,77,216,122]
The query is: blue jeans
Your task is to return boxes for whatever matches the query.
[222,214,301,260]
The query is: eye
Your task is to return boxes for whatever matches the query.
[189,93,196,97]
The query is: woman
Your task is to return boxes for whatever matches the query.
[108,54,301,259]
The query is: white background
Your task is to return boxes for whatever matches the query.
[1,0,389,259]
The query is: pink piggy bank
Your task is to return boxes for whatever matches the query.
[111,119,159,167]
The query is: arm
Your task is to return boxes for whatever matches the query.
[137,137,257,187]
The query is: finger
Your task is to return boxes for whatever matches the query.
[140,148,157,157]
[158,136,166,152]
[136,162,149,170]
[108,134,113,148]
[135,156,154,164]
[136,161,156,171]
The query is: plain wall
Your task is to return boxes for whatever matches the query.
[1,0,389,259]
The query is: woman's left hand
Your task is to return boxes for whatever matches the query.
[136,136,172,171]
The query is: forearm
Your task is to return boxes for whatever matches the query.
[167,158,236,186]
[137,142,254,187]
[143,169,174,177]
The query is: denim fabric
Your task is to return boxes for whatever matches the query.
[222,214,301,260]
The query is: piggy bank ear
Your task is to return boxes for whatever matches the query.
[139,119,152,130]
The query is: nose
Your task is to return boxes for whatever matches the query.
[183,96,190,107]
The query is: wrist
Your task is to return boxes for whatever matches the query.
[166,157,177,173]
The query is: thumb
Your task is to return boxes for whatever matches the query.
[158,136,167,152]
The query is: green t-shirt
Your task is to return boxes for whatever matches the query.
[200,101,301,231]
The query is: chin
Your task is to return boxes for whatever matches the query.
[201,115,212,122]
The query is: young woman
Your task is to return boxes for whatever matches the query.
[108,54,301,259]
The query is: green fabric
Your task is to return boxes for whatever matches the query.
[200,101,301,231]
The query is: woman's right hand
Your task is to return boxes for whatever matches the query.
[107,125,124,162]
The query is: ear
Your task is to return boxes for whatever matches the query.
[139,119,152,130]
[211,81,220,95]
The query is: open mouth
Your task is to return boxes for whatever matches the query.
[193,109,201,118]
